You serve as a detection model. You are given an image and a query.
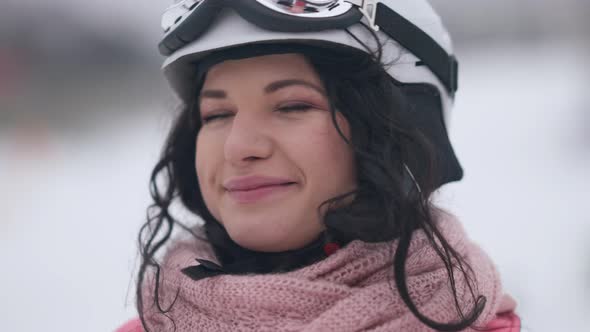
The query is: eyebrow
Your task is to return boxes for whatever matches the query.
[199,79,326,100]
[264,79,326,96]
[200,90,227,99]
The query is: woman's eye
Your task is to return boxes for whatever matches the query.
[276,103,314,113]
[201,112,233,124]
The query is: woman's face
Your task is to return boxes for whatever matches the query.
[195,53,356,252]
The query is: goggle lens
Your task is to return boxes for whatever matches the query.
[255,0,352,16]
[273,0,338,11]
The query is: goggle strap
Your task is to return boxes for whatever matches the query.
[374,2,458,95]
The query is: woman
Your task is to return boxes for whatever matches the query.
[118,1,520,331]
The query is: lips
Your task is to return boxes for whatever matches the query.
[224,176,296,191]
[223,175,297,203]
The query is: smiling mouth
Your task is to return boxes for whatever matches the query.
[228,182,296,191]
[226,182,297,203]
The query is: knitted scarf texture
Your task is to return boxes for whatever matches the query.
[141,212,508,331]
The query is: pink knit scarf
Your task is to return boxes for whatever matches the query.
[141,213,512,331]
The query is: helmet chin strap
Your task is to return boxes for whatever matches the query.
[403,163,423,195]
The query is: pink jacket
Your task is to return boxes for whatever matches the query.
[116,312,521,332]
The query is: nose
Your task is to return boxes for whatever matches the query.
[223,111,273,166]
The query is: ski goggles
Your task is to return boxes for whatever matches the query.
[160,0,458,95]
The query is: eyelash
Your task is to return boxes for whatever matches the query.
[276,102,313,113]
[201,112,232,124]
[201,103,314,124]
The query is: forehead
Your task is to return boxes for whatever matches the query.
[203,53,321,87]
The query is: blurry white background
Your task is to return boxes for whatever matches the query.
[1,1,588,331]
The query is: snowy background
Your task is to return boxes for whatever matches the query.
[1,1,588,331]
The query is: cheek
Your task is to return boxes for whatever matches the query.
[195,132,206,182]
[317,114,353,163]
[291,114,356,189]
[195,131,223,218]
